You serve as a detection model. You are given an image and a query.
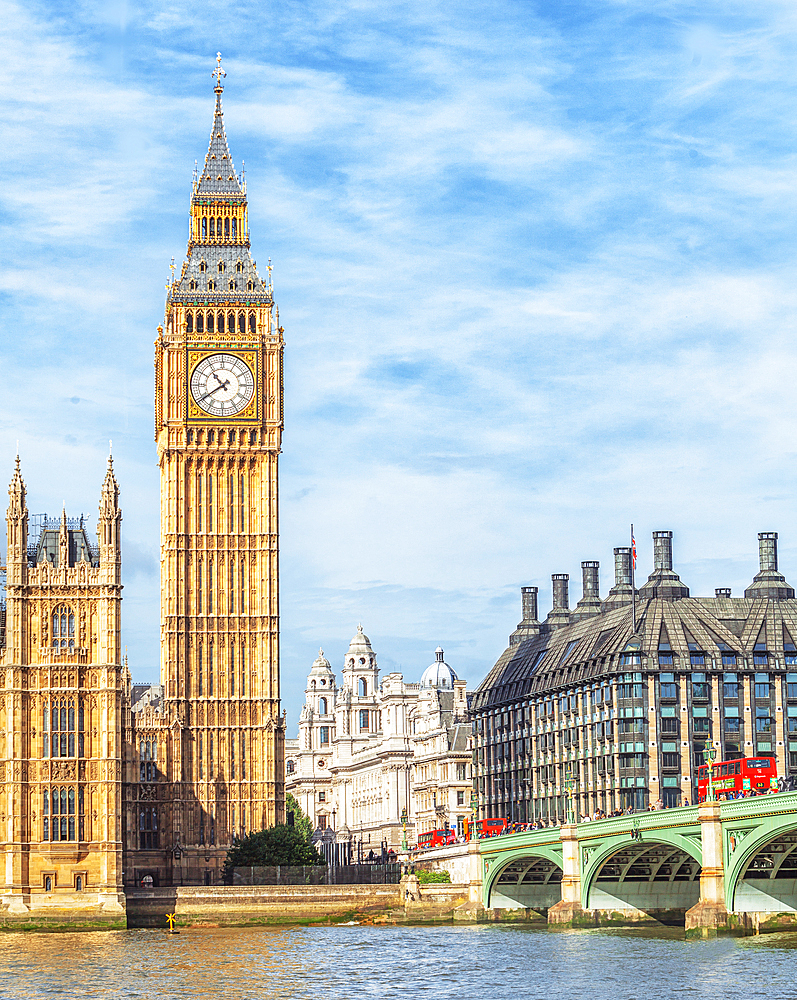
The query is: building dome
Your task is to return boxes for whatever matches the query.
[307,648,336,690]
[420,647,457,690]
[311,648,332,672]
[347,624,373,654]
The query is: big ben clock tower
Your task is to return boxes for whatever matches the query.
[155,56,284,872]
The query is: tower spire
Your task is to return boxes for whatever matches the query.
[195,53,241,199]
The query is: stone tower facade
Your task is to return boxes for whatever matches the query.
[150,58,285,880]
[0,457,125,922]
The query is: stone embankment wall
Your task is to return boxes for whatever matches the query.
[0,892,126,932]
[126,881,476,928]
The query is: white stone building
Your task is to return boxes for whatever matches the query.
[285,627,472,853]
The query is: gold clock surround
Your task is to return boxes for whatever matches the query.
[186,347,260,423]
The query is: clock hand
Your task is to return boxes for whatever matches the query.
[197,383,228,402]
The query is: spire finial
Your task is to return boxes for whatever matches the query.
[212,52,226,92]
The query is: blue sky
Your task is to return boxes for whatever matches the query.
[3,0,797,732]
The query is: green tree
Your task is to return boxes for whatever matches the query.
[224,825,325,880]
[285,792,313,841]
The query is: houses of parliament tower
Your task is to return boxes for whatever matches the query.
[150,57,285,880]
[0,59,285,919]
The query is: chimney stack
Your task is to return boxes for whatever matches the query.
[745,532,794,600]
[521,586,538,623]
[715,588,731,598]
[653,530,673,571]
[545,574,571,631]
[551,573,569,609]
[509,586,540,646]
[602,547,633,611]
[638,530,689,601]
[572,561,601,620]
[759,532,778,572]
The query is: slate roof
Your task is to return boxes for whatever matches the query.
[195,88,245,201]
[169,81,272,307]
[472,596,797,712]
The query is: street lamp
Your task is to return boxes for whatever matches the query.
[400,807,408,851]
[703,739,718,802]
[469,789,478,841]
[565,766,576,825]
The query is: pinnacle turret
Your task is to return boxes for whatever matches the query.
[100,453,120,514]
[7,454,25,515]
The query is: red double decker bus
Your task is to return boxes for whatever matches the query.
[696,756,777,802]
[474,818,507,838]
[417,828,457,849]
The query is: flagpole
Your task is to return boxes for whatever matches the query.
[631,523,636,633]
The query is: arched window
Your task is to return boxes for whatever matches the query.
[45,785,83,841]
[199,261,207,273]
[186,312,194,333]
[196,313,204,333]
[209,217,215,238]
[218,261,225,273]
[217,311,225,333]
[207,311,214,333]
[229,280,236,291]
[238,312,245,334]
[217,217,222,235]
[248,312,256,333]
[249,430,257,445]
[358,678,367,697]
[247,280,254,291]
[207,280,215,291]
[236,260,243,273]
[232,218,237,239]
[319,697,327,715]
[202,217,207,238]
[286,759,295,775]
[224,218,230,237]
[228,311,235,331]
[45,876,52,892]
[75,876,83,892]
[51,605,75,650]
[44,696,83,758]
[139,808,159,849]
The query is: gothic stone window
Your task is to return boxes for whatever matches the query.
[43,697,84,758]
[43,786,84,842]
[139,808,159,849]
[140,739,157,782]
[51,604,75,650]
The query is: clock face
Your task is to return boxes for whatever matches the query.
[190,354,255,417]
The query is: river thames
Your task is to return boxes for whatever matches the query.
[0,924,794,999]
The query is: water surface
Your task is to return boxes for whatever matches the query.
[0,924,793,999]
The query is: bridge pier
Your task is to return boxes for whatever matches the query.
[547,825,591,927]
[685,801,742,937]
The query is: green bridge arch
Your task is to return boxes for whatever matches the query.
[580,827,703,908]
[481,839,564,909]
[724,806,797,911]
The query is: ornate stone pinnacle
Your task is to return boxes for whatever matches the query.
[212,52,226,91]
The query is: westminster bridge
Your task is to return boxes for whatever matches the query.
[418,791,797,934]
